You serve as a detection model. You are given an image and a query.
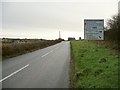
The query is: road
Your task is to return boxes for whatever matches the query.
[1,41,70,88]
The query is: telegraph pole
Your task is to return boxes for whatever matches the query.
[59,31,61,39]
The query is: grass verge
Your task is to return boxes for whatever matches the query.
[2,40,62,60]
[70,40,119,88]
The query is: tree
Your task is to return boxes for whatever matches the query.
[104,14,120,50]
[105,15,120,41]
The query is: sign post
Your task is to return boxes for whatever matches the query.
[84,19,104,40]
[84,19,104,47]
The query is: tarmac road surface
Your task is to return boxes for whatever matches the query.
[1,41,70,88]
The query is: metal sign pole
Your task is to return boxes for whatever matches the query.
[97,40,99,47]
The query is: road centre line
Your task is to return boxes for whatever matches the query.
[41,52,49,57]
[41,46,60,58]
[55,46,60,50]
[41,50,54,58]
[0,64,29,83]
[0,46,61,82]
[49,50,53,53]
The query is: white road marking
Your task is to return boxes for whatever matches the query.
[55,46,60,50]
[41,45,62,58]
[49,50,53,53]
[0,64,29,82]
[41,52,49,57]
[41,50,54,58]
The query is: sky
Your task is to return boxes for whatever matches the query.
[1,0,120,40]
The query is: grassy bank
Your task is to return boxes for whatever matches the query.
[92,40,119,51]
[71,40,119,88]
[2,40,62,60]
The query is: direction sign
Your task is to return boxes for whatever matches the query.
[84,19,104,40]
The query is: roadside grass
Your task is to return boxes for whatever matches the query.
[2,40,62,60]
[71,40,119,88]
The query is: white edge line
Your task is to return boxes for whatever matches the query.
[0,64,29,82]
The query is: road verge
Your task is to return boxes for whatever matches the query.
[70,40,119,88]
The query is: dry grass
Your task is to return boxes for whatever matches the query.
[2,40,61,60]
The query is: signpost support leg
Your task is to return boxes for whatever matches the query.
[97,41,100,47]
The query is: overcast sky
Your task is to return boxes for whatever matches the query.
[1,0,119,40]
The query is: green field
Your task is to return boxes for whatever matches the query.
[71,40,119,88]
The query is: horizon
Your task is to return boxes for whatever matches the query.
[1,0,119,40]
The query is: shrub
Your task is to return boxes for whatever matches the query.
[2,40,62,59]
